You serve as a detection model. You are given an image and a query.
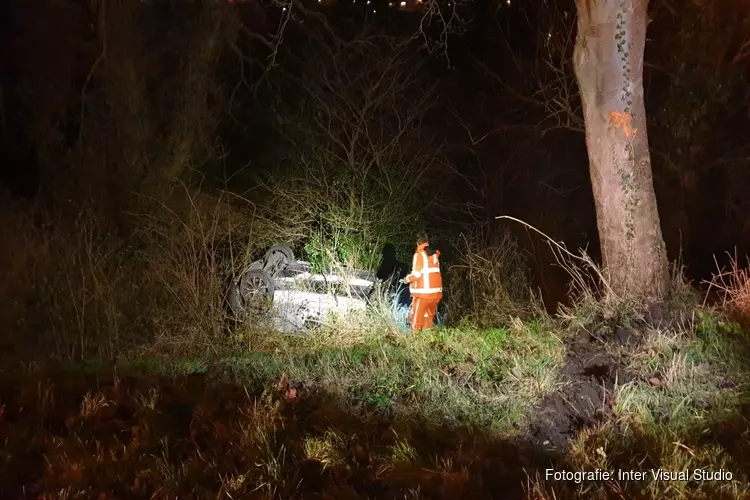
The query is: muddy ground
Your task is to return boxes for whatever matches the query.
[528,304,676,451]
[529,323,638,451]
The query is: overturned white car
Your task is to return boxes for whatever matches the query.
[227,244,386,333]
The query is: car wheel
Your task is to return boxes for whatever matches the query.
[239,269,275,315]
[265,244,295,263]
[263,244,295,278]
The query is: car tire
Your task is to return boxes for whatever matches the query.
[265,244,295,263]
[239,269,276,314]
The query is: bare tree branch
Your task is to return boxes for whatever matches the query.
[475,2,584,136]
[255,33,456,269]
[412,0,465,64]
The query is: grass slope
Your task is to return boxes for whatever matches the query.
[1,308,749,499]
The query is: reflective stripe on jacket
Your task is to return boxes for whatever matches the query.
[404,242,443,299]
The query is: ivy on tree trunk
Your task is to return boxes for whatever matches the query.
[573,0,669,300]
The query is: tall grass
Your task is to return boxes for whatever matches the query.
[0,197,131,360]
[444,228,535,327]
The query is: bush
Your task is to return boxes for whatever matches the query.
[255,34,447,273]
[0,1,242,360]
[444,227,533,327]
[0,196,139,360]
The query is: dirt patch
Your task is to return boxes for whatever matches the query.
[528,317,642,451]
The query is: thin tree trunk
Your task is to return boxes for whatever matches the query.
[573,0,669,299]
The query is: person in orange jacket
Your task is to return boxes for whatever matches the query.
[402,233,442,332]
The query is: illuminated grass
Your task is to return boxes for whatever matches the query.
[4,309,750,498]
[615,311,750,433]
[118,321,566,436]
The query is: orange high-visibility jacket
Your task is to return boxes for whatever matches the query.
[404,242,443,299]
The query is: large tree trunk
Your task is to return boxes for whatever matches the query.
[573,0,669,300]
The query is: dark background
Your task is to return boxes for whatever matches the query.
[1,0,748,311]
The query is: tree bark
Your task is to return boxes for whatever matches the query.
[573,0,669,300]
